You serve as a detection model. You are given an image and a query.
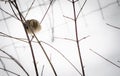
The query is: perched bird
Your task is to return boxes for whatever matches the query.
[25,19,41,34]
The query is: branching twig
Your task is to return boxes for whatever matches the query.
[63,15,74,20]
[0,32,82,75]
[72,0,85,76]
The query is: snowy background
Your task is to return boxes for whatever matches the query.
[0,0,120,76]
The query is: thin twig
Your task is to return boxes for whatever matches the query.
[63,15,74,20]
[54,35,90,42]
[79,35,90,42]
[106,23,120,30]
[54,37,76,42]
[89,49,120,69]
[25,0,36,18]
[50,2,55,42]
[40,0,54,24]
[76,0,87,19]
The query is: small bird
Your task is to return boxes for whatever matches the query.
[25,19,41,34]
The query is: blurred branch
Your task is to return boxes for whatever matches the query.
[25,0,36,18]
[63,15,74,20]
[0,58,10,76]
[89,49,120,69]
[54,37,76,42]
[118,60,120,63]
[0,49,29,76]
[0,6,18,20]
[106,23,120,30]
[0,0,49,21]
[41,65,45,76]
[79,35,90,42]
[40,0,54,24]
[0,67,20,76]
[97,0,104,19]
[116,0,120,6]
[0,56,11,60]
[0,32,27,43]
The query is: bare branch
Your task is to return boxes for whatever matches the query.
[40,0,54,24]
[25,0,36,18]
[106,23,120,30]
[72,0,85,75]
[89,49,120,69]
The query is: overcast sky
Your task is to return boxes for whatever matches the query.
[0,0,120,76]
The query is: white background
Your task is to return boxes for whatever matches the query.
[0,0,120,76]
